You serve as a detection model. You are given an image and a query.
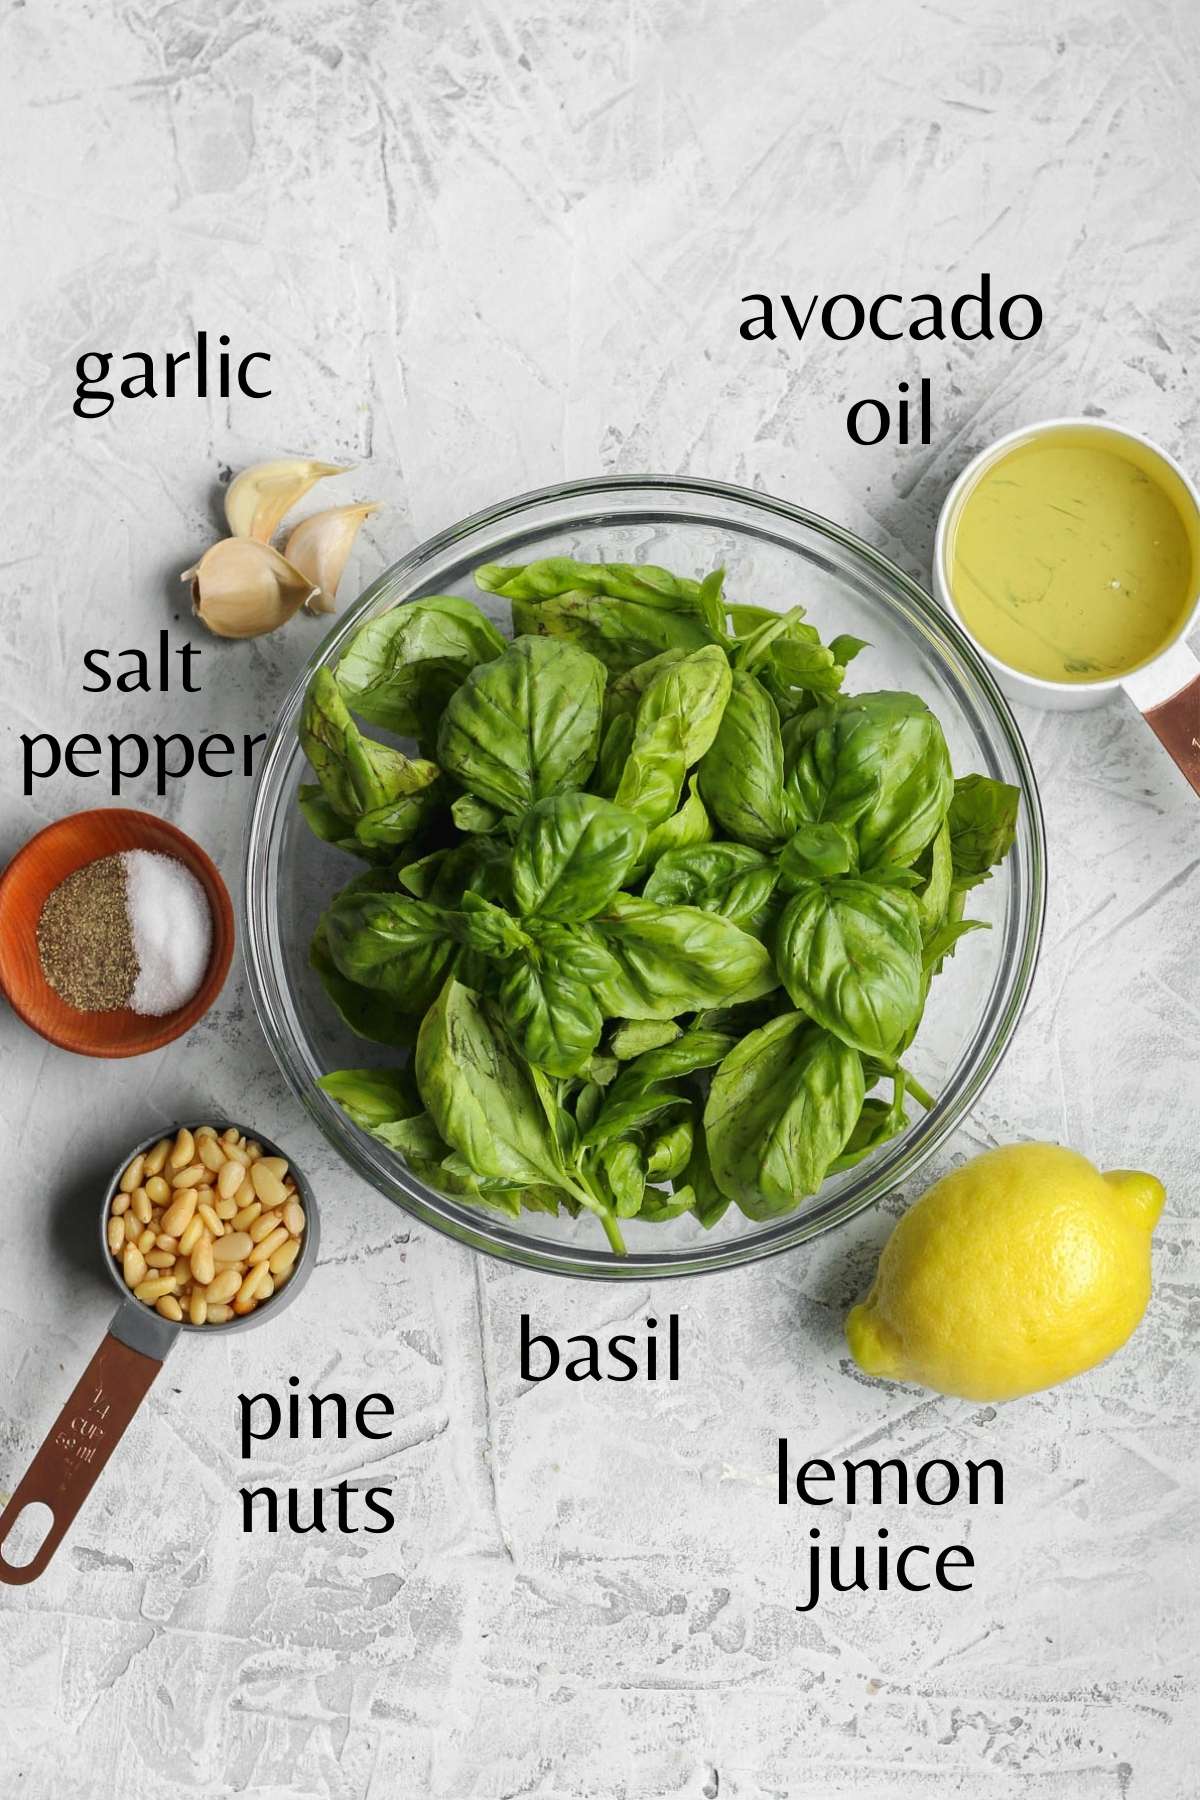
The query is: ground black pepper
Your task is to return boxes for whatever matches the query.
[37,854,139,1011]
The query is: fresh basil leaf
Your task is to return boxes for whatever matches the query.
[354,793,435,850]
[417,979,575,1190]
[526,920,622,986]
[698,671,793,849]
[335,595,506,739]
[646,1116,693,1182]
[511,592,716,674]
[317,1067,421,1130]
[914,819,952,939]
[399,837,512,907]
[786,690,953,871]
[609,1019,681,1061]
[591,713,635,799]
[637,777,713,872]
[606,1027,738,1103]
[438,635,606,813]
[830,1071,908,1173]
[682,1131,729,1230]
[498,960,604,1078]
[300,668,440,818]
[324,890,458,1014]
[775,878,924,1058]
[777,821,856,887]
[475,556,709,615]
[704,1015,865,1216]
[582,1085,691,1149]
[451,793,504,834]
[310,920,417,1047]
[947,774,1020,877]
[604,649,687,722]
[511,794,647,922]
[455,892,531,958]
[598,1139,647,1218]
[643,841,780,935]
[614,645,733,828]
[592,895,775,1020]
[923,916,989,970]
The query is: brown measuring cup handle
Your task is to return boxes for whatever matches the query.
[0,1318,168,1584]
[1125,641,1200,797]
[1143,673,1200,796]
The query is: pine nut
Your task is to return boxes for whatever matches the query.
[143,1137,172,1177]
[251,1163,287,1208]
[236,1263,270,1304]
[178,1215,204,1255]
[204,1269,242,1305]
[190,1236,215,1286]
[108,1123,301,1328]
[217,1159,245,1200]
[211,1231,252,1264]
[134,1276,176,1302]
[119,1153,145,1194]
[268,1238,301,1277]
[249,1209,282,1243]
[197,1203,224,1237]
[161,1191,199,1238]
[169,1128,195,1170]
[249,1226,288,1266]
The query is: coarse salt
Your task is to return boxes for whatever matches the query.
[121,850,212,1016]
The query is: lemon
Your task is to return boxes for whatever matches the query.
[846,1143,1164,1402]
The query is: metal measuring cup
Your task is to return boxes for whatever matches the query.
[0,1122,320,1585]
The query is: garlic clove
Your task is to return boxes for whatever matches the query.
[184,538,320,639]
[284,502,383,616]
[224,458,348,542]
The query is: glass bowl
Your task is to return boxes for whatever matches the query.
[244,476,1046,1279]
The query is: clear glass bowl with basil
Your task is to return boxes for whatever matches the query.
[244,476,1045,1278]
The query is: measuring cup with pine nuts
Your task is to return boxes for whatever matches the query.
[0,1121,319,1584]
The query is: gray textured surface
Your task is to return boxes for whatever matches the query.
[1,2,1198,1796]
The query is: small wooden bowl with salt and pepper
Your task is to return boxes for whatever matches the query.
[0,808,234,1056]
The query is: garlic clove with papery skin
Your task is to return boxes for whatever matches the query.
[224,458,348,542]
[184,538,320,639]
[284,502,383,615]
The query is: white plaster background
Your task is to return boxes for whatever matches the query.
[1,1,1198,1795]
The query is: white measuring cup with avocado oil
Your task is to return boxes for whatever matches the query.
[934,418,1200,795]
[0,1122,319,1584]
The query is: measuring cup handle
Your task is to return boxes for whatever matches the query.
[0,1326,165,1584]
[1125,641,1200,797]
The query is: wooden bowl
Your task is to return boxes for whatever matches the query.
[0,808,234,1058]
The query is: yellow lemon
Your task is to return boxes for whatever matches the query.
[846,1143,1164,1402]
